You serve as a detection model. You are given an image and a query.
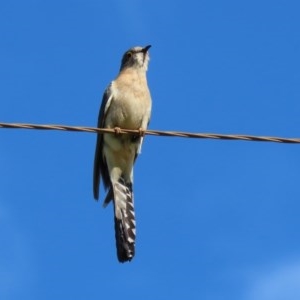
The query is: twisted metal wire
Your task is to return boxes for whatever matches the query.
[0,122,300,144]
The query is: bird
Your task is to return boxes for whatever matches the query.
[93,45,152,262]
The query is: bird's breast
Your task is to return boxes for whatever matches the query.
[106,80,151,129]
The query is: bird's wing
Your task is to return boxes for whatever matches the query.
[93,83,114,200]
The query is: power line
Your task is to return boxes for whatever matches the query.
[0,122,299,144]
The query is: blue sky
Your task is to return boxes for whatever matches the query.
[1,0,300,299]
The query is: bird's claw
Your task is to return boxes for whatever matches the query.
[114,127,121,135]
[138,128,145,137]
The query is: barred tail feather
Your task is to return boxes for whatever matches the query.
[113,178,136,262]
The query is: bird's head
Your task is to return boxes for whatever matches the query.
[120,45,151,71]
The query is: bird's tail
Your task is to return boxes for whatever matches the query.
[112,177,136,262]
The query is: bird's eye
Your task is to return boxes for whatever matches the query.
[127,51,133,58]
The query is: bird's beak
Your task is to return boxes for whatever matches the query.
[142,45,151,53]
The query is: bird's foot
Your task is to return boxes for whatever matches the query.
[138,128,145,137]
[114,127,121,135]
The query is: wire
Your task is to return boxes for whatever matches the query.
[0,122,299,144]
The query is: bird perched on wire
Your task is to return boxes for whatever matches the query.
[93,45,152,262]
